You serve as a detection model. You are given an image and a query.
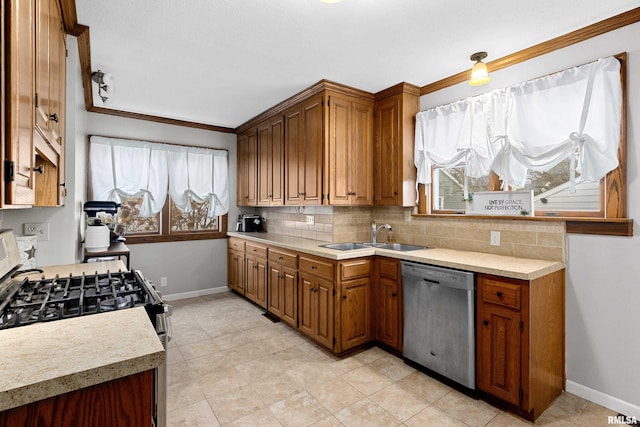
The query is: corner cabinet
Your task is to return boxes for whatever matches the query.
[3,0,67,208]
[476,270,565,421]
[373,83,420,207]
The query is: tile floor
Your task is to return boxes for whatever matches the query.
[166,292,617,426]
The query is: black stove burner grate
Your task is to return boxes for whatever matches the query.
[0,270,162,330]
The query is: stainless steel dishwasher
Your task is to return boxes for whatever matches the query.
[402,261,475,389]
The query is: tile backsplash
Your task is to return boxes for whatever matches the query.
[258,205,565,262]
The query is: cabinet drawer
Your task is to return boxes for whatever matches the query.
[246,242,267,259]
[268,248,298,269]
[299,256,334,280]
[482,279,521,310]
[228,237,245,252]
[340,259,371,281]
[378,258,399,280]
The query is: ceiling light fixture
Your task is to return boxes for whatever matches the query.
[91,70,114,103]
[469,52,491,86]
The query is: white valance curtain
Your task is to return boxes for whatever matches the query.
[90,136,229,217]
[415,56,622,192]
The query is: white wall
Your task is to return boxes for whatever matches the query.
[2,36,86,266]
[421,23,640,417]
[85,113,239,298]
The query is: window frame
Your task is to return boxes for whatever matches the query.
[88,135,229,244]
[418,53,630,235]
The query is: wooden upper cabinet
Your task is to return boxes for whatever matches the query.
[237,129,257,206]
[327,94,373,206]
[374,83,420,207]
[34,0,66,174]
[285,94,323,205]
[5,0,36,206]
[257,115,285,206]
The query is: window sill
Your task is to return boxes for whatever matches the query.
[412,214,633,237]
[124,232,228,244]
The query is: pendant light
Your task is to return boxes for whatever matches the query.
[469,52,491,86]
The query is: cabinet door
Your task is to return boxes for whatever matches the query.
[5,0,36,205]
[328,96,351,204]
[301,96,323,204]
[258,115,285,206]
[351,101,373,205]
[341,277,371,351]
[237,130,257,206]
[245,255,258,303]
[228,250,244,294]
[255,258,268,309]
[281,267,298,327]
[328,96,373,206]
[35,0,51,141]
[315,277,335,349]
[477,302,522,405]
[377,276,401,350]
[374,96,399,206]
[297,273,315,338]
[268,264,283,318]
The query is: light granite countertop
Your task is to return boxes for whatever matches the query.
[228,232,565,280]
[0,261,165,412]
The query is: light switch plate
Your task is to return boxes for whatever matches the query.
[306,215,315,226]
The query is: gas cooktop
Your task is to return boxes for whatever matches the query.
[0,270,163,330]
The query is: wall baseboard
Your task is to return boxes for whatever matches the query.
[163,286,228,301]
[566,380,640,419]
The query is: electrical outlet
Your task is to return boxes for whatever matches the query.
[160,277,168,287]
[24,223,50,241]
[490,231,501,246]
[306,215,315,226]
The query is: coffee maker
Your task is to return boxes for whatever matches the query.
[83,201,121,252]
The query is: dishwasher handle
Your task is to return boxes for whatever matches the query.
[423,278,440,285]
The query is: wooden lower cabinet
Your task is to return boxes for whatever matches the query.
[267,247,298,327]
[374,257,402,351]
[245,254,267,308]
[336,258,372,353]
[227,249,244,294]
[476,271,565,421]
[298,271,334,349]
[0,370,154,427]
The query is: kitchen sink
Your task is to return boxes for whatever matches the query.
[375,243,427,251]
[321,242,373,251]
[321,242,427,252]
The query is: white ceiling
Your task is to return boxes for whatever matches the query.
[76,0,640,129]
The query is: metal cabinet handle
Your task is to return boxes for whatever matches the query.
[496,291,503,298]
[49,113,59,123]
[33,166,44,174]
[343,295,347,299]
[311,265,316,270]
[483,320,489,326]
[278,256,284,260]
[391,292,397,297]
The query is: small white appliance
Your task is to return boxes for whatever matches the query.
[83,201,120,252]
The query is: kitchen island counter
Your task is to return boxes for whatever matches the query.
[227,232,564,280]
[0,261,165,412]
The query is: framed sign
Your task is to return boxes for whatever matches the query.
[465,190,534,216]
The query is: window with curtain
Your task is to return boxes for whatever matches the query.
[89,136,229,242]
[415,56,623,217]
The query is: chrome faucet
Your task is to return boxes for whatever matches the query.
[371,220,392,246]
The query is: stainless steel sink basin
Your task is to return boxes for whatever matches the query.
[321,242,427,252]
[321,242,372,251]
[375,243,427,251]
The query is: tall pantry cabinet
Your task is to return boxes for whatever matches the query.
[3,0,67,207]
